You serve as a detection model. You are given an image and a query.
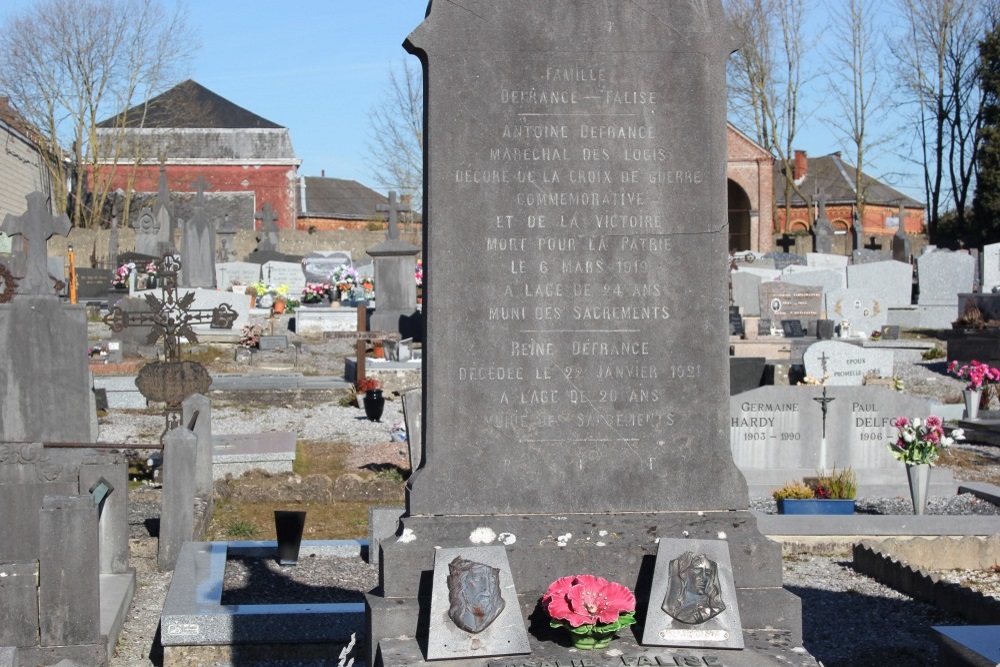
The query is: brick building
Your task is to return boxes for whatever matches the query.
[93,80,300,232]
[726,124,774,252]
[774,150,924,255]
[297,176,420,231]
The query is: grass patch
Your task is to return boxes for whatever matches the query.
[206,439,390,541]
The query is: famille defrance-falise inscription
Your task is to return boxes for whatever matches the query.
[458,64,707,436]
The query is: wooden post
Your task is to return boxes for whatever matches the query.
[357,304,367,332]
[67,244,77,304]
[356,339,366,385]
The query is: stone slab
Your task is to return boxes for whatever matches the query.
[731,271,762,317]
[294,309,360,335]
[824,288,889,338]
[984,242,1000,294]
[933,625,1000,667]
[212,432,297,480]
[758,283,824,323]
[176,288,249,332]
[426,546,530,661]
[802,340,894,386]
[847,261,913,308]
[160,541,365,647]
[215,262,261,290]
[368,506,405,566]
[918,251,976,305]
[781,266,846,292]
[642,538,743,650]
[806,252,849,269]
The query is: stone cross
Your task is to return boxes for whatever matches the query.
[254,203,280,253]
[775,234,796,253]
[892,204,912,263]
[190,175,211,203]
[864,236,883,251]
[813,187,829,223]
[1,192,71,296]
[811,187,834,255]
[376,191,410,242]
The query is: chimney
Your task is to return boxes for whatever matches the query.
[321,169,325,178]
[793,150,807,182]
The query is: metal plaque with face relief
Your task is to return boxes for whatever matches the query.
[642,538,743,649]
[446,557,505,633]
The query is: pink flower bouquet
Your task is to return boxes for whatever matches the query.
[889,416,963,466]
[948,360,1000,391]
[541,574,636,650]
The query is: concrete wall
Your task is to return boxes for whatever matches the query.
[0,119,54,223]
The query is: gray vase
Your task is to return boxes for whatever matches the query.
[906,463,930,516]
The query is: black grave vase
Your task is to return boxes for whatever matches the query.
[274,510,307,566]
[364,389,385,422]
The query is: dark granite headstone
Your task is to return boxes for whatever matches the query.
[728,306,745,337]
[781,320,805,338]
[730,357,765,395]
[75,268,114,299]
[368,3,804,665]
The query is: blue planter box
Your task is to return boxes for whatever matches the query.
[776,499,855,515]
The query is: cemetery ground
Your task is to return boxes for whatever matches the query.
[100,325,1000,667]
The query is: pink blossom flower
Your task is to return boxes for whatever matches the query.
[925,416,942,429]
[543,575,635,627]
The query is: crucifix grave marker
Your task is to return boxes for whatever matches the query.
[103,255,236,432]
[1,192,70,296]
[775,234,796,253]
[254,203,280,253]
[864,236,882,251]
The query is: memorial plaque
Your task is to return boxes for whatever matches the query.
[780,320,804,338]
[881,325,900,340]
[261,260,306,292]
[258,335,288,351]
[728,306,744,337]
[75,268,113,299]
[758,282,823,323]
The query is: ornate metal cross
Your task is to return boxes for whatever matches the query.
[102,255,237,433]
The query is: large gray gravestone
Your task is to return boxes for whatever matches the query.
[780,265,846,293]
[918,251,977,304]
[847,260,913,308]
[215,261,261,290]
[730,386,954,497]
[303,251,353,284]
[179,175,217,288]
[368,4,805,666]
[261,260,306,292]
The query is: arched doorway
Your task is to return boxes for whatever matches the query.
[728,180,751,252]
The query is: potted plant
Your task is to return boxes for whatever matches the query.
[111,262,135,290]
[541,574,636,650]
[238,323,263,349]
[772,467,857,515]
[301,282,328,305]
[889,416,964,515]
[272,292,287,315]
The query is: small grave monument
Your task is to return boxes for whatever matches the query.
[803,340,894,386]
[811,189,834,254]
[367,191,420,337]
[179,175,217,288]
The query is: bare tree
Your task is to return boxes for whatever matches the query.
[726,0,813,231]
[367,58,423,212]
[824,0,891,222]
[0,0,195,228]
[892,0,991,237]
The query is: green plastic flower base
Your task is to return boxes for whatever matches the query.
[569,632,615,650]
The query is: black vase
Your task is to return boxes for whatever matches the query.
[274,510,307,566]
[364,389,385,422]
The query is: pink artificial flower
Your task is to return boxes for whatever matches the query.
[543,575,635,627]
[891,417,909,428]
[925,416,943,429]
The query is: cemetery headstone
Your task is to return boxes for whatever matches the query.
[852,247,891,264]
[762,250,806,270]
[154,156,176,255]
[847,260,913,308]
[215,261,261,290]
[261,260,306,292]
[811,189,834,254]
[806,252,849,269]
[731,270,763,316]
[891,206,912,263]
[824,288,888,336]
[918,251,977,304]
[133,206,160,257]
[179,175,217,288]
[215,214,239,264]
[758,281,824,323]
[803,340,894,385]
[254,202,280,253]
[303,251,353,284]
[369,4,802,665]
[367,191,420,336]
[781,320,805,338]
[108,215,120,268]
[780,265,847,292]
[983,242,1000,293]
[729,306,745,337]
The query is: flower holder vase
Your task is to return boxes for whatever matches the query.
[964,389,982,420]
[364,389,385,422]
[274,510,307,565]
[906,463,930,515]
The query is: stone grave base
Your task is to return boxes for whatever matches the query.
[345,356,421,394]
[294,309,361,335]
[729,339,791,359]
[370,512,803,667]
[373,630,815,667]
[212,432,297,479]
[161,541,365,667]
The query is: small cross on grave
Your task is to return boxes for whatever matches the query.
[255,202,279,234]
[864,236,883,251]
[813,187,829,221]
[1,191,70,297]
[103,255,237,433]
[190,174,211,203]
[376,191,410,242]
[776,234,796,253]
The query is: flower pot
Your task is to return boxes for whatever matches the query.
[373,342,385,359]
[274,510,307,565]
[273,300,286,315]
[906,463,930,515]
[776,498,855,515]
[364,389,385,422]
[248,294,256,308]
[146,276,157,289]
[964,389,982,419]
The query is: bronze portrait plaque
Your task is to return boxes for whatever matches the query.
[662,551,727,625]
[446,557,505,634]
